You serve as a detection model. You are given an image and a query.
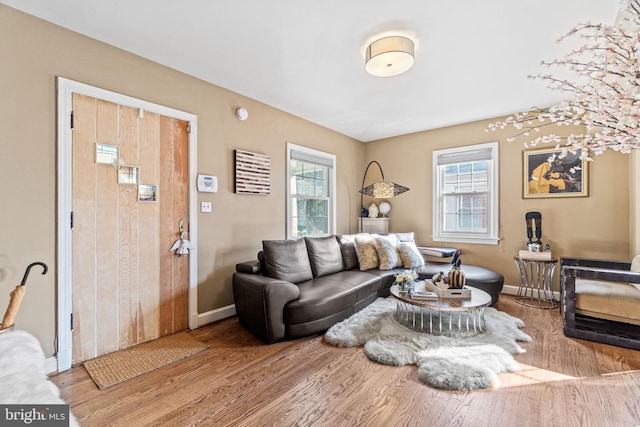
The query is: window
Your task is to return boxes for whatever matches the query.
[286,143,336,238]
[432,142,499,245]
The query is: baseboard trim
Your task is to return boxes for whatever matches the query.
[46,356,58,374]
[197,304,236,327]
[501,284,561,301]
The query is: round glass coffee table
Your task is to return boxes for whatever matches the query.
[390,282,492,337]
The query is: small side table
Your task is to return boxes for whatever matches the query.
[513,256,558,308]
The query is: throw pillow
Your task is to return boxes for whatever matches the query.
[354,235,379,271]
[262,238,313,284]
[394,232,415,243]
[305,236,345,277]
[398,241,426,268]
[337,235,359,270]
[373,235,402,270]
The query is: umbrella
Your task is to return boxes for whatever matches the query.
[0,262,48,331]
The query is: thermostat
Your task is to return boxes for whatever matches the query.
[197,175,218,192]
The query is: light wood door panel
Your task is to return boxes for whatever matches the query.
[71,93,189,364]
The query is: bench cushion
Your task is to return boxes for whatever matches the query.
[576,279,640,326]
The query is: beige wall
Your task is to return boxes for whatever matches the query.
[0,5,364,356]
[364,119,631,289]
[631,150,640,256]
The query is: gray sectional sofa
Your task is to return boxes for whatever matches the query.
[232,232,423,343]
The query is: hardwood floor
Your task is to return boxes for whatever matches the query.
[51,295,640,427]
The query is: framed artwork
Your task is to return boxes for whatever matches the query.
[523,147,588,199]
[118,166,139,185]
[234,149,270,195]
[138,184,157,202]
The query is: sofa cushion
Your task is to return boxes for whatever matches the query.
[337,234,360,270]
[398,241,425,268]
[373,235,402,270]
[305,236,345,277]
[576,279,640,325]
[354,235,379,270]
[262,238,313,284]
[284,278,359,324]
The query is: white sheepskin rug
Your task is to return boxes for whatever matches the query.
[0,330,79,426]
[324,297,531,390]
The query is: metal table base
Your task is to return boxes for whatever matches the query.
[393,300,487,337]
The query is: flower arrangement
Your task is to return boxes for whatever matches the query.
[487,0,640,160]
[394,270,418,290]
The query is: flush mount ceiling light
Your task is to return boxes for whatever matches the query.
[365,35,415,77]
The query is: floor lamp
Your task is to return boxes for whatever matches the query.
[359,160,409,232]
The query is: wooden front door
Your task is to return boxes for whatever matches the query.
[71,93,189,364]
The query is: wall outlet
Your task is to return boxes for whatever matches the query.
[201,201,212,213]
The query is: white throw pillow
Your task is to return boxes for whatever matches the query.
[354,235,379,271]
[373,235,402,270]
[398,241,426,268]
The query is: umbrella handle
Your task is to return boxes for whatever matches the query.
[20,262,48,286]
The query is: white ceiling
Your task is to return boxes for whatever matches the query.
[1,0,621,142]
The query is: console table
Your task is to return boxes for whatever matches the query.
[358,217,389,233]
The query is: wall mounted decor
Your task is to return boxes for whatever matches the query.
[138,184,157,202]
[96,143,119,165]
[523,148,588,198]
[234,149,270,195]
[118,166,139,185]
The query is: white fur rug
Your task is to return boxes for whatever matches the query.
[324,297,531,390]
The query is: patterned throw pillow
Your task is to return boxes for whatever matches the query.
[354,235,379,270]
[373,235,402,270]
[398,241,426,268]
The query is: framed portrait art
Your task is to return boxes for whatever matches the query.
[522,147,589,199]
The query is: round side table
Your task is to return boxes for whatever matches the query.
[513,256,558,308]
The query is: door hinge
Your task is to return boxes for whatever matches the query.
[70,313,73,331]
[70,211,74,229]
[70,111,74,129]
[186,123,192,133]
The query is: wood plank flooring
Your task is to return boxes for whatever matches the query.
[51,295,640,427]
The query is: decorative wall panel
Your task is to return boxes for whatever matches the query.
[234,149,270,195]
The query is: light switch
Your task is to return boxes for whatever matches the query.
[201,201,212,213]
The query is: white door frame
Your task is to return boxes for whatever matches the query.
[56,77,198,372]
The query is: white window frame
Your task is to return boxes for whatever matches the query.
[432,141,499,245]
[286,143,336,238]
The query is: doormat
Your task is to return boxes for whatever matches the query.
[83,331,208,389]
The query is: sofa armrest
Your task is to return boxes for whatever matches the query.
[232,272,300,343]
[236,260,263,274]
[417,246,458,258]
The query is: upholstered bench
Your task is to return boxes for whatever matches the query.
[416,247,505,306]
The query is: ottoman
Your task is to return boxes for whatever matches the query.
[418,262,504,306]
